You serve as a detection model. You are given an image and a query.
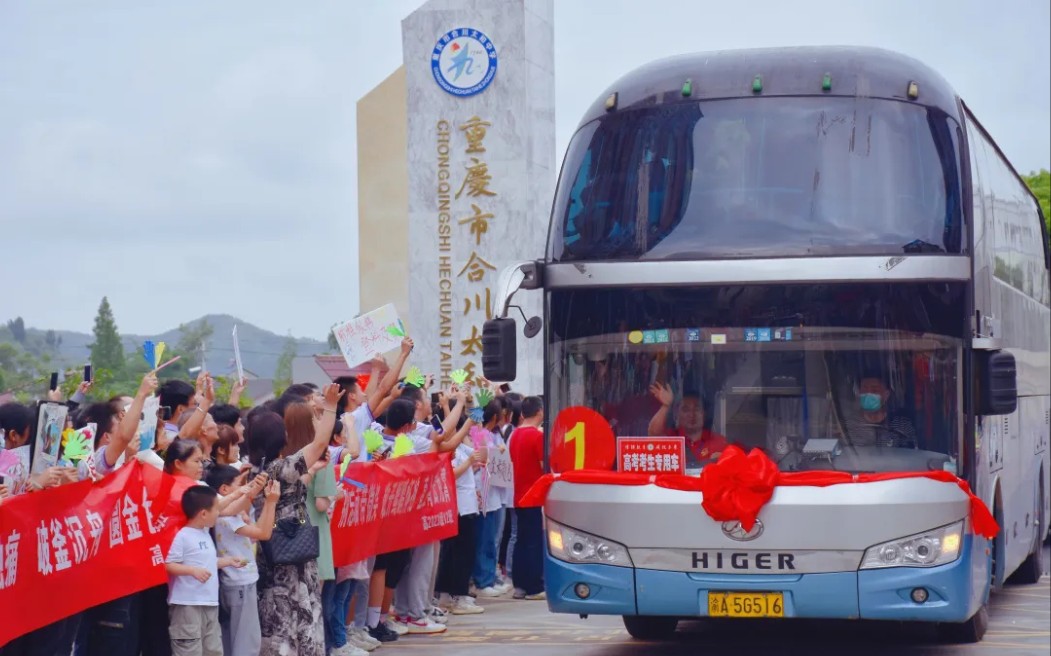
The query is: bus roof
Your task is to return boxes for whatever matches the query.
[580,46,960,129]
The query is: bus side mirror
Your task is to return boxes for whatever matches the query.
[483,318,517,382]
[976,350,1017,416]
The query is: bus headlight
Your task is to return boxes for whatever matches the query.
[547,519,633,568]
[860,520,964,569]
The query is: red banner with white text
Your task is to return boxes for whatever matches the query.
[0,462,193,647]
[331,452,458,565]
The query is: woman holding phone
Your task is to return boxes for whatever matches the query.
[284,401,343,652]
[246,384,342,656]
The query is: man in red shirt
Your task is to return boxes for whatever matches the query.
[648,383,728,466]
[509,396,546,600]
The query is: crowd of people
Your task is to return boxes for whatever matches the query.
[0,335,549,656]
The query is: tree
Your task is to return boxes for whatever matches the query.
[0,342,50,397]
[6,317,26,343]
[45,329,57,349]
[213,375,253,409]
[327,329,339,353]
[89,297,124,373]
[176,319,215,368]
[273,334,297,396]
[1022,169,1050,244]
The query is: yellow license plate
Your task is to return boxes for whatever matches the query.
[708,592,784,618]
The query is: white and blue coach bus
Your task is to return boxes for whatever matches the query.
[482,46,1049,644]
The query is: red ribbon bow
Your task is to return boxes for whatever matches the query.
[697,445,779,532]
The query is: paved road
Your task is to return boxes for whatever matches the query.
[384,546,1049,656]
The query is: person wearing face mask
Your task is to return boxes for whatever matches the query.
[845,375,918,448]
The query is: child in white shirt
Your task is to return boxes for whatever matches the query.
[434,431,485,615]
[165,485,245,656]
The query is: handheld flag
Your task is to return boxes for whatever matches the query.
[450,369,469,385]
[403,366,425,389]
[468,406,484,424]
[385,319,406,338]
[392,434,414,458]
[63,426,94,462]
[363,429,385,454]
[475,387,494,409]
[338,453,366,489]
[155,342,167,366]
[142,340,157,369]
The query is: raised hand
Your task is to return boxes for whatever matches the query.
[124,435,141,460]
[451,386,466,405]
[248,473,267,498]
[650,382,674,408]
[139,372,159,398]
[400,337,415,355]
[230,377,247,404]
[322,383,344,410]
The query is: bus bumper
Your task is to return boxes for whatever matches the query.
[544,535,986,622]
[857,534,987,623]
[545,553,638,615]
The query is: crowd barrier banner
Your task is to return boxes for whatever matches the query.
[331,452,458,565]
[1,452,460,645]
[0,462,193,646]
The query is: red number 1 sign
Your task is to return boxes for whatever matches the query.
[550,406,616,473]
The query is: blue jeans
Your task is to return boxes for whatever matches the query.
[494,506,507,570]
[348,578,370,629]
[322,579,353,649]
[472,508,503,589]
[506,509,518,579]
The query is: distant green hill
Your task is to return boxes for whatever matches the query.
[1,314,328,379]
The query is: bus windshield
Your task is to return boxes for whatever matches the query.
[549,97,963,261]
[547,284,965,475]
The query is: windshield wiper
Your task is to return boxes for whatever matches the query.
[903,239,944,254]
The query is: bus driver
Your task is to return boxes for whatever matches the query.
[845,375,918,448]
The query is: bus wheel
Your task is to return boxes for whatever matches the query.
[622,616,679,640]
[937,605,988,644]
[1008,480,1045,585]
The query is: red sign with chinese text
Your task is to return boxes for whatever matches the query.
[617,437,686,475]
[330,452,458,565]
[0,462,193,647]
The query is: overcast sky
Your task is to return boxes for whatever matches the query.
[1,0,1048,339]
